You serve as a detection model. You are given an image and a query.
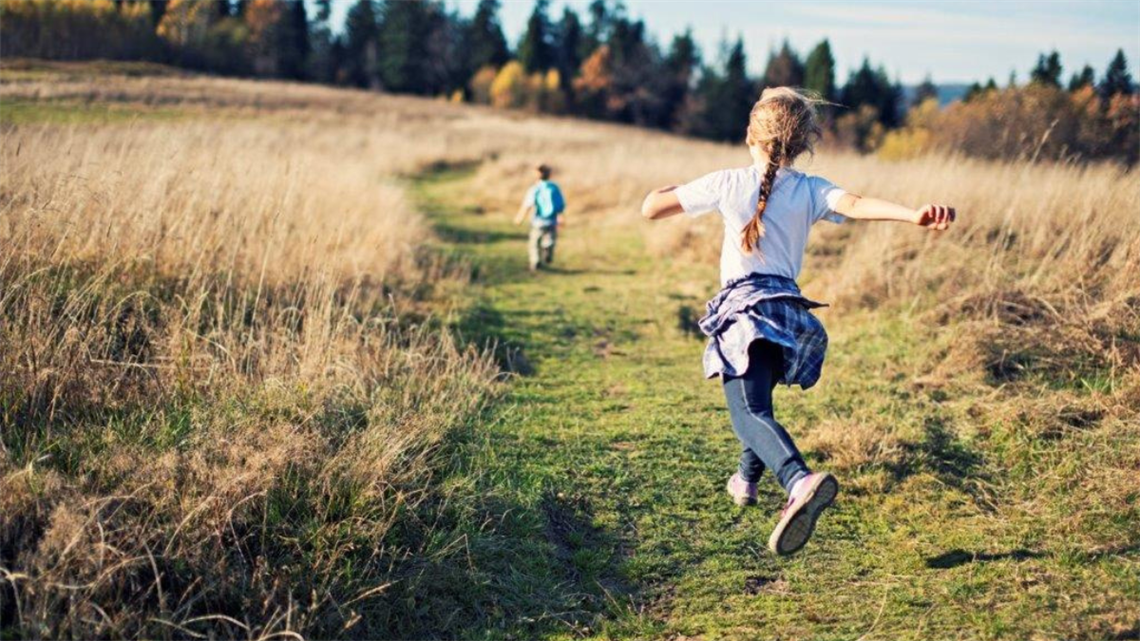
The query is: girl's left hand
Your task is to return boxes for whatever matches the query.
[913,204,956,230]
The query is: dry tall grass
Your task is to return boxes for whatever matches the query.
[1,72,507,638]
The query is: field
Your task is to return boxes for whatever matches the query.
[2,60,1138,640]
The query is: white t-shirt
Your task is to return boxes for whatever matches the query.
[674,166,848,285]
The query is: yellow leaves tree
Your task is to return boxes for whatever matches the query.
[156,0,211,49]
[489,61,567,113]
[490,61,526,109]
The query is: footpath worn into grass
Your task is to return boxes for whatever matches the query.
[412,168,1138,641]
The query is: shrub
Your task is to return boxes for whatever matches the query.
[469,64,499,104]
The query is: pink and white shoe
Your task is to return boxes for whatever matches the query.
[767,472,839,556]
[725,472,758,506]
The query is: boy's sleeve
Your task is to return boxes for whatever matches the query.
[809,175,848,224]
[521,184,537,207]
[674,170,724,218]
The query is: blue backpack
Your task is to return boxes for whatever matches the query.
[535,181,565,220]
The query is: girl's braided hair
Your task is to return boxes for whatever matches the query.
[741,87,824,254]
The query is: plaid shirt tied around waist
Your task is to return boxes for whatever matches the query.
[698,273,830,389]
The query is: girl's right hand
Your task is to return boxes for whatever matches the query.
[913,204,956,230]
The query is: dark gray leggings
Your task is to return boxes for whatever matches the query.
[722,340,811,493]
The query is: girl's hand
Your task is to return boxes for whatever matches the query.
[913,204,956,230]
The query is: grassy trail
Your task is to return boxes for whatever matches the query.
[412,169,1137,641]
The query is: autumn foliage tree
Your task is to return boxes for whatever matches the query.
[244,0,284,77]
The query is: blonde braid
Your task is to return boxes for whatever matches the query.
[741,143,783,253]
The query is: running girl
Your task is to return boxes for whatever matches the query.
[640,87,955,555]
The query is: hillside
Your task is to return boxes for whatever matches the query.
[2,61,1138,640]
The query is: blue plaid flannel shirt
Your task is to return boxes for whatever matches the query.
[698,273,830,389]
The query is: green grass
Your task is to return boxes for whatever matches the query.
[409,167,1140,640]
[0,97,186,125]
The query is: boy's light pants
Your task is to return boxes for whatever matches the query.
[528,223,557,270]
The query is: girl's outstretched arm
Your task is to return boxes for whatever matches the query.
[834,194,956,230]
[641,186,683,220]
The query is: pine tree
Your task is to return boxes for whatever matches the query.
[698,37,755,141]
[276,0,309,80]
[661,29,700,129]
[1099,49,1134,97]
[581,0,609,59]
[803,39,835,101]
[468,0,510,70]
[1067,64,1096,92]
[603,13,665,127]
[606,10,645,65]
[665,29,700,78]
[307,0,339,83]
[344,0,378,87]
[913,74,938,106]
[149,1,168,24]
[555,7,582,92]
[966,76,998,102]
[421,3,465,96]
[1030,50,1062,87]
[762,39,803,88]
[518,0,554,73]
[378,0,432,93]
[841,58,901,127]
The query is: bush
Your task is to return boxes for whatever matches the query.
[833,104,886,152]
[469,65,499,105]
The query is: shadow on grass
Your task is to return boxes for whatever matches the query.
[881,415,995,511]
[377,472,634,639]
[452,299,533,375]
[434,222,528,245]
[539,265,637,277]
[926,542,1140,570]
[926,548,1044,569]
[676,304,706,340]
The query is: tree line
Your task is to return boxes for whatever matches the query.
[1,0,1135,161]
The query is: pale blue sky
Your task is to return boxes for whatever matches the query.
[328,0,1140,84]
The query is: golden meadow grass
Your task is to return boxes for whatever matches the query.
[2,63,1138,637]
[1,71,506,636]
